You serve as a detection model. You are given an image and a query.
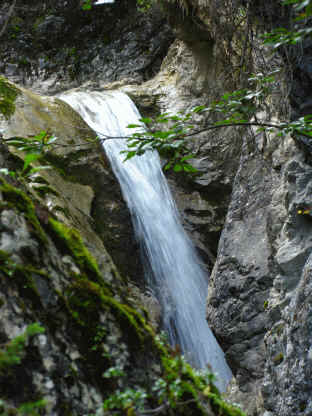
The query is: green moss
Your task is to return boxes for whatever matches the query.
[18,399,47,416]
[48,218,111,290]
[0,261,49,310]
[0,323,44,373]
[66,278,152,343]
[0,398,47,416]
[47,219,153,347]
[0,250,11,262]
[0,178,47,244]
[206,392,245,416]
[0,77,20,119]
[32,16,45,32]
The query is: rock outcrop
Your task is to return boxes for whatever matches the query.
[152,2,312,415]
[0,84,244,416]
[0,0,174,94]
[114,2,312,415]
[2,0,312,415]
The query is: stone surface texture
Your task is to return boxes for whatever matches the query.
[1,0,312,415]
[0,86,221,416]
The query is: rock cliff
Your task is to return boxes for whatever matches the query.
[0,84,244,416]
[1,0,312,415]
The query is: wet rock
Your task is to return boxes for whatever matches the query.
[36,15,66,40]
[0,1,174,93]
[0,173,163,416]
[3,0,312,414]
[3,85,143,289]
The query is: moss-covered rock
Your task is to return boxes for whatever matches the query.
[0,174,244,416]
[0,76,20,119]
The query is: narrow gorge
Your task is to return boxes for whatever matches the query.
[1,1,312,416]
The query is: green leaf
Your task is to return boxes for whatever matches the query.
[36,131,47,140]
[295,0,310,11]
[139,117,152,124]
[171,141,183,148]
[127,124,142,129]
[164,162,173,171]
[82,0,92,11]
[173,164,183,172]
[28,166,52,175]
[123,151,137,162]
[127,140,141,148]
[183,164,198,173]
[192,105,206,113]
[23,153,41,172]
[5,139,27,147]
[152,131,171,139]
[180,154,195,162]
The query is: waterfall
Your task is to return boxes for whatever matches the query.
[60,90,233,391]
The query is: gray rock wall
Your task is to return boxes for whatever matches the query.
[137,2,312,415]
[2,1,312,415]
[0,0,174,94]
[0,80,244,416]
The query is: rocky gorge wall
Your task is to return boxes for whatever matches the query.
[2,1,312,415]
[0,85,246,416]
[152,2,312,416]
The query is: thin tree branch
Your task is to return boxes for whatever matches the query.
[140,403,167,415]
[0,0,17,38]
[2,120,309,155]
[185,121,285,137]
[140,399,196,415]
[53,121,290,143]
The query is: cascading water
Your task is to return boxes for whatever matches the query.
[60,90,233,391]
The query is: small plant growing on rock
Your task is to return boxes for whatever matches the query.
[0,76,20,119]
[101,352,245,416]
[0,131,55,183]
[0,323,45,372]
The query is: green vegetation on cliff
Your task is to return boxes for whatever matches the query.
[0,323,44,372]
[0,175,245,415]
[0,76,20,119]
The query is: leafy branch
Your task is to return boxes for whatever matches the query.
[119,70,296,172]
[0,131,55,182]
[263,0,312,48]
[102,353,215,415]
[100,345,244,416]
[119,0,312,173]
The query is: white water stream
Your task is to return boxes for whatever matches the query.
[60,90,233,391]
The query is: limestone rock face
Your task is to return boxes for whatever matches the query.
[263,252,312,416]
[123,2,312,415]
[2,85,143,285]
[206,133,303,413]
[3,1,312,415]
[0,1,174,94]
[156,4,312,416]
[0,137,158,415]
[1,85,232,416]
